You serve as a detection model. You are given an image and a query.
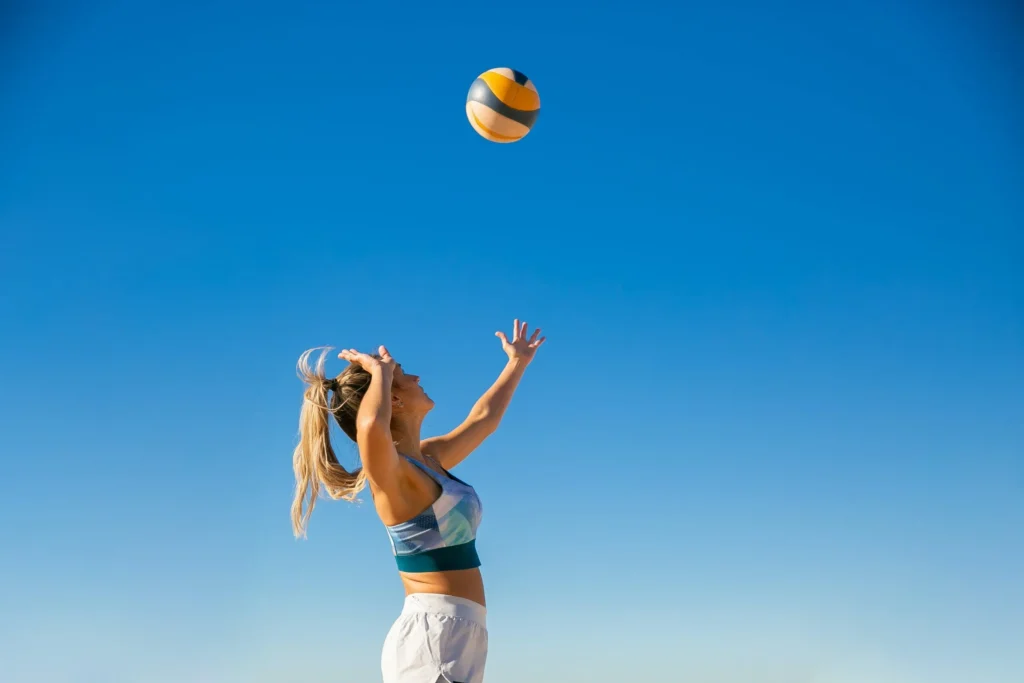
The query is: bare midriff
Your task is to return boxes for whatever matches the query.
[399,567,486,607]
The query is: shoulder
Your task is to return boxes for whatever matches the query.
[420,438,442,458]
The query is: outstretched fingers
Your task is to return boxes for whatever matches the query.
[506,319,544,347]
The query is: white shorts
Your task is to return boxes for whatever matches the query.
[381,593,489,683]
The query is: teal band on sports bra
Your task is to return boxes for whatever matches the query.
[394,539,480,573]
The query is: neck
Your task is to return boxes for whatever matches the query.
[392,414,424,457]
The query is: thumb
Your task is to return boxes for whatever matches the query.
[495,331,509,344]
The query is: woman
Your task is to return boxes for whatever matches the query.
[291,319,545,683]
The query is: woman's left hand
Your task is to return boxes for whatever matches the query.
[495,319,546,364]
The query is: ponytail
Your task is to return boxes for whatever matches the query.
[291,348,367,538]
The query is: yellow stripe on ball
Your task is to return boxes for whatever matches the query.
[479,70,541,112]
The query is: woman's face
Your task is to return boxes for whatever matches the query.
[392,363,434,415]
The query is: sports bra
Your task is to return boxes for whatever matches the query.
[384,454,484,573]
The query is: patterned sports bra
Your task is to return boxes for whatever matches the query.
[384,454,484,573]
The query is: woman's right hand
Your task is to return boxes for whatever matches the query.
[338,345,396,377]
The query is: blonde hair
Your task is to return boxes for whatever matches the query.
[290,347,369,538]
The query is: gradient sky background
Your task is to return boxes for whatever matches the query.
[1,1,1022,682]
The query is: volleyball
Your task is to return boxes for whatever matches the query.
[465,68,540,143]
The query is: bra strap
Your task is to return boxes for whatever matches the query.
[400,453,445,482]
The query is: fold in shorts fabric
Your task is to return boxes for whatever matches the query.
[381,593,488,683]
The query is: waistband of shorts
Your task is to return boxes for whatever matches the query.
[401,593,486,628]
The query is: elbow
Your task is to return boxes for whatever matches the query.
[474,411,500,434]
[356,416,390,439]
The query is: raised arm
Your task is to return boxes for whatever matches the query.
[339,346,401,489]
[422,320,546,470]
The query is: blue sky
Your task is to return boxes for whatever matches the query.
[1,1,1021,681]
